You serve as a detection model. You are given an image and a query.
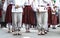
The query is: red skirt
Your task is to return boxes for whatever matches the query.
[48,7,52,25]
[22,5,36,25]
[5,4,12,23]
[57,16,59,24]
[52,14,58,25]
[0,9,2,17]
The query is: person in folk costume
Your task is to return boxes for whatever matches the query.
[0,0,2,21]
[51,0,58,29]
[52,4,58,29]
[55,0,60,27]
[12,0,25,35]
[3,0,14,33]
[37,0,48,35]
[47,4,52,28]
[22,0,36,32]
[45,0,53,28]
[0,0,3,27]
[31,0,37,28]
[1,0,7,28]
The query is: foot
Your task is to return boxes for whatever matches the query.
[48,25,50,28]
[13,33,17,35]
[57,25,60,27]
[44,30,47,34]
[8,31,11,33]
[47,30,49,32]
[41,31,45,35]
[38,31,42,35]
[17,33,21,35]
[52,27,56,29]
[12,30,15,32]
[26,30,30,33]
[18,29,20,31]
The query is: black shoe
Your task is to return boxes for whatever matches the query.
[26,30,30,33]
[17,33,21,35]
[41,33,45,35]
[18,29,20,31]
[8,31,11,33]
[41,32,45,35]
[13,33,17,35]
[44,31,47,34]
[38,32,42,35]
[12,30,15,32]
[57,25,60,27]
[47,30,49,32]
[52,27,56,29]
[45,30,49,33]
[38,33,41,35]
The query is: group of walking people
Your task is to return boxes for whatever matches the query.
[0,0,60,35]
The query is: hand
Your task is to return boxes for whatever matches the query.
[37,9,40,14]
[15,5,20,9]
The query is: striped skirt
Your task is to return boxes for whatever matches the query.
[22,5,37,26]
[5,4,12,23]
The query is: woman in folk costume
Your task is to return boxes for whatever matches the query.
[3,0,14,33]
[0,0,2,19]
[55,0,60,27]
[47,4,52,28]
[22,0,36,32]
[51,0,58,29]
[42,0,53,30]
[46,0,53,28]
[52,5,58,29]
[12,0,25,35]
[31,0,37,28]
[1,0,7,28]
[0,0,2,26]
[37,0,48,35]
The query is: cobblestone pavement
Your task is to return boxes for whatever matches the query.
[0,27,60,38]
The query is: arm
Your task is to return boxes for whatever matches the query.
[43,0,48,3]
[3,0,7,11]
[15,0,20,9]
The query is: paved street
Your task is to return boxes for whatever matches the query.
[0,27,60,38]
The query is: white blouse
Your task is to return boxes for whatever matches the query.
[38,0,47,6]
[12,0,25,12]
[32,0,38,12]
[3,0,14,11]
[24,0,33,5]
[15,0,25,6]
[38,0,47,12]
